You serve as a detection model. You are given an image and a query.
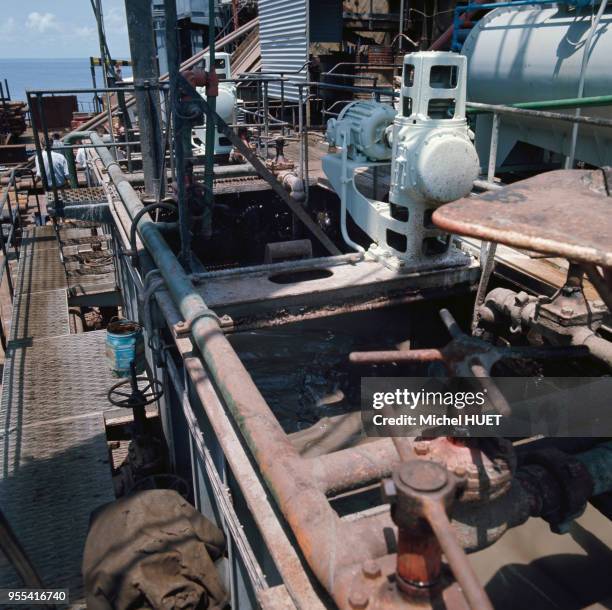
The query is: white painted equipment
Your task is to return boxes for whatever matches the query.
[323,51,479,270]
[192,52,238,156]
[463,5,612,168]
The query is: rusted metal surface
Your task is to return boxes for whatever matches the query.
[350,308,588,417]
[154,290,326,609]
[95,132,541,610]
[383,460,493,610]
[433,169,612,267]
[195,259,480,323]
[310,438,400,495]
[29,95,78,129]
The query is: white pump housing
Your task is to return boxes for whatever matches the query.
[322,51,479,270]
[192,52,238,156]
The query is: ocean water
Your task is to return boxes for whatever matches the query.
[0,58,132,111]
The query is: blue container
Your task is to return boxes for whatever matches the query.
[106,319,145,378]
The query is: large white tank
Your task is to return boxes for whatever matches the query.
[462,5,612,168]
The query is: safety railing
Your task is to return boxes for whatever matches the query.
[466,95,612,184]
[0,167,39,349]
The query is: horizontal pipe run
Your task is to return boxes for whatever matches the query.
[512,94,612,111]
[26,87,141,95]
[467,101,612,128]
[311,438,400,495]
[191,253,362,282]
[349,349,444,364]
[301,81,398,97]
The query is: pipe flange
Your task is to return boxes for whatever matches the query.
[519,447,594,531]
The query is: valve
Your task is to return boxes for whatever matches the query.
[382,460,494,610]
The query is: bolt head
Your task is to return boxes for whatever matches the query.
[454,465,467,477]
[414,440,430,455]
[362,560,381,579]
[349,591,369,609]
[398,460,448,492]
[561,307,574,316]
[593,300,605,309]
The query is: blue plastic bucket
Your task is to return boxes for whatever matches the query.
[106,318,145,378]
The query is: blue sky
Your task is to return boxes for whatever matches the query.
[0,1,131,59]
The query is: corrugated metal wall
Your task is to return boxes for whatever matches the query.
[258,0,308,101]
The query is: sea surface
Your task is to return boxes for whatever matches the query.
[0,58,132,111]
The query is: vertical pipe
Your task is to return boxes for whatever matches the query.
[399,0,405,53]
[125,0,162,199]
[90,59,99,112]
[487,112,499,183]
[280,74,285,136]
[0,209,14,299]
[27,92,49,193]
[565,0,608,169]
[37,93,61,211]
[202,0,218,237]
[94,0,116,158]
[263,80,269,158]
[164,0,192,268]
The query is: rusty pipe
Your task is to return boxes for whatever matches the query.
[310,438,400,494]
[349,348,444,364]
[396,520,443,590]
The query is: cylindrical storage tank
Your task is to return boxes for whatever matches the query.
[462,5,612,168]
[463,5,612,113]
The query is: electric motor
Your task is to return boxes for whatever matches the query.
[326,101,397,162]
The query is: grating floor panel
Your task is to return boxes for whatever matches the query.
[0,331,117,602]
[16,228,67,296]
[1,226,117,607]
[9,288,70,341]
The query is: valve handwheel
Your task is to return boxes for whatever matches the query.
[107,362,164,437]
[107,376,164,409]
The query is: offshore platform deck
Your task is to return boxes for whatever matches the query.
[0,225,117,605]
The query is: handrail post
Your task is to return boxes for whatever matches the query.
[487,111,499,183]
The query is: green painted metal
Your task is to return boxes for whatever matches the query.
[467,94,612,115]
[576,441,612,497]
[513,95,612,111]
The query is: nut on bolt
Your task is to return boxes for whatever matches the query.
[349,590,369,609]
[362,560,381,579]
[414,440,430,456]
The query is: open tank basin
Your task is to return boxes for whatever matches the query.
[228,296,472,434]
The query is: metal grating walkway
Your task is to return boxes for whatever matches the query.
[0,226,117,606]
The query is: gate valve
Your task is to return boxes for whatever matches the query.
[382,460,494,609]
[181,68,208,89]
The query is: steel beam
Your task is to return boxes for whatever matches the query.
[124,0,162,199]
